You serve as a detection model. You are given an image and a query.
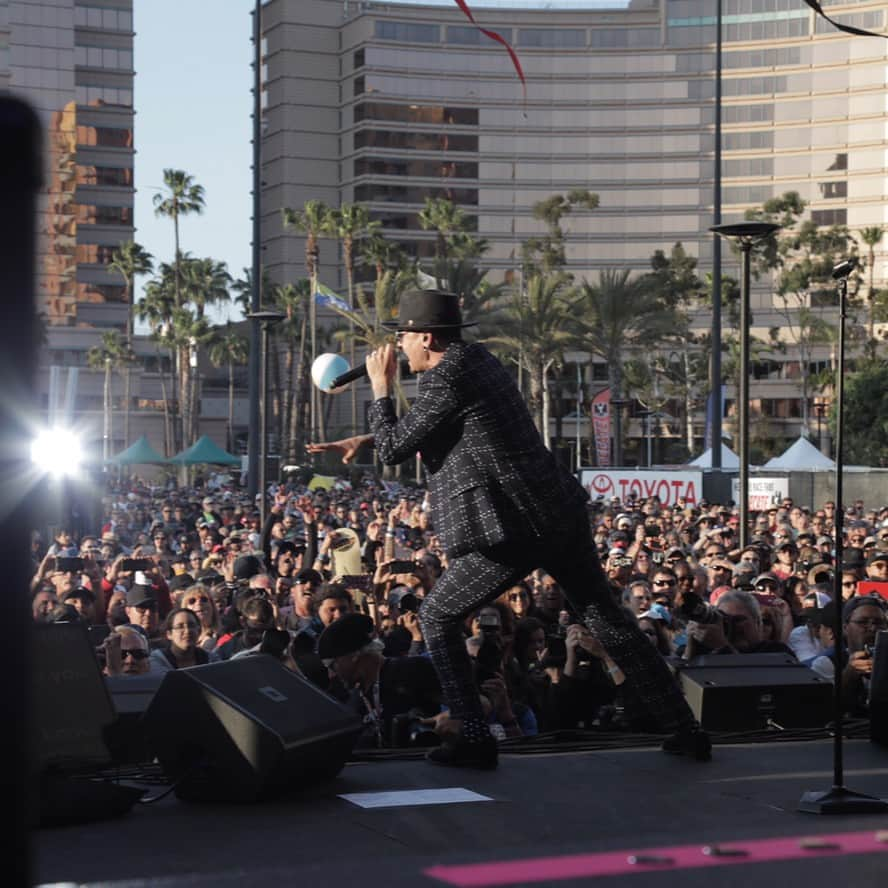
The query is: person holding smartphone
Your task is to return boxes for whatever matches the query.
[308,289,707,767]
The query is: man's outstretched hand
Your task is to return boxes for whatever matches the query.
[306,434,373,465]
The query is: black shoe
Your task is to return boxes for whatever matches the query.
[426,736,498,770]
[662,727,712,762]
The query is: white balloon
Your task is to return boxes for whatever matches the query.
[311,353,350,393]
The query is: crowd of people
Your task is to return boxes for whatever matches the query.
[30,476,888,749]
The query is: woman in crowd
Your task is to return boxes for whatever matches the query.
[179,583,221,651]
[151,607,213,672]
[500,581,532,622]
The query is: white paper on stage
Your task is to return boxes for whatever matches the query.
[338,788,493,809]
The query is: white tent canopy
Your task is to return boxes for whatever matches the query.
[689,443,740,469]
[764,436,835,470]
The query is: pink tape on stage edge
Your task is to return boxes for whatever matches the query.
[424,829,888,886]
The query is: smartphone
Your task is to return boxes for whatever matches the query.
[121,558,153,572]
[55,556,84,573]
[752,592,779,606]
[389,560,415,575]
[341,575,373,592]
[645,526,660,537]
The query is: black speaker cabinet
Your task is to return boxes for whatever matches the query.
[869,630,888,747]
[31,623,115,772]
[678,656,832,732]
[143,655,363,802]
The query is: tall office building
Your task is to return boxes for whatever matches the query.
[2,0,135,329]
[260,0,887,449]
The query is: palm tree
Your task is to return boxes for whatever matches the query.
[152,169,206,310]
[282,199,331,440]
[578,269,676,462]
[109,240,153,449]
[165,307,215,446]
[418,197,467,264]
[326,203,381,436]
[136,279,176,454]
[208,324,249,453]
[858,226,884,344]
[180,256,231,320]
[268,280,310,460]
[87,331,131,463]
[484,272,577,441]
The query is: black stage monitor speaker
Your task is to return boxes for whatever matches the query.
[678,655,832,732]
[104,672,165,765]
[31,622,115,772]
[143,655,363,802]
[869,630,888,747]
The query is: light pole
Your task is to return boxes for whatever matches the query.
[813,400,828,455]
[248,310,285,526]
[710,222,780,548]
[610,397,627,467]
[710,0,724,470]
[798,256,886,816]
[247,0,263,501]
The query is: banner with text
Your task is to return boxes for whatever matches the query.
[731,476,790,510]
[590,387,611,467]
[580,469,703,507]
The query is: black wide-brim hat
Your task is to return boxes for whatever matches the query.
[381,288,477,331]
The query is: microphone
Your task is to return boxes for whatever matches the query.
[330,359,412,389]
[832,257,858,279]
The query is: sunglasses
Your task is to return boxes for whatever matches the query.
[508,593,528,601]
[185,596,210,605]
[121,649,149,661]
[653,579,676,587]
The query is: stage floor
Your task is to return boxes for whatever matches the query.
[35,738,888,888]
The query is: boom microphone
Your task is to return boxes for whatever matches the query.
[330,359,412,390]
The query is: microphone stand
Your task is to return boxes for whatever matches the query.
[797,261,887,815]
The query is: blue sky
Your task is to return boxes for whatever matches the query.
[133,1,254,325]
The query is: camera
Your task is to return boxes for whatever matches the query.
[55,556,84,573]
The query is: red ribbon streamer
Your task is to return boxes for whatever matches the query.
[803,0,887,39]
[452,0,527,103]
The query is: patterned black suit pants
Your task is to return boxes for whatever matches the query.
[419,511,697,732]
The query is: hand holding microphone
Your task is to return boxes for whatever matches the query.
[367,343,398,399]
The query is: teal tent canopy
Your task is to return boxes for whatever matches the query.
[107,435,168,465]
[168,435,242,466]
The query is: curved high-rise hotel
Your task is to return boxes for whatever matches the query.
[262,0,887,450]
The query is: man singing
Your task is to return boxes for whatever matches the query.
[308,289,708,768]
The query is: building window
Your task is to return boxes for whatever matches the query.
[76,166,133,187]
[353,48,365,69]
[374,21,439,43]
[354,183,478,205]
[354,157,479,179]
[354,130,478,153]
[811,208,847,227]
[354,76,365,97]
[818,181,847,200]
[354,103,478,126]
[76,205,133,226]
[827,153,848,171]
[76,125,133,148]
[447,25,511,45]
[518,29,585,48]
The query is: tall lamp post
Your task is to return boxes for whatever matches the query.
[813,400,828,455]
[797,256,886,816]
[610,397,628,467]
[248,310,285,526]
[710,222,780,548]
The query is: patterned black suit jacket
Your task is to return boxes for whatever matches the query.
[368,341,589,558]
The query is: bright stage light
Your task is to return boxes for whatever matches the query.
[31,427,84,478]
